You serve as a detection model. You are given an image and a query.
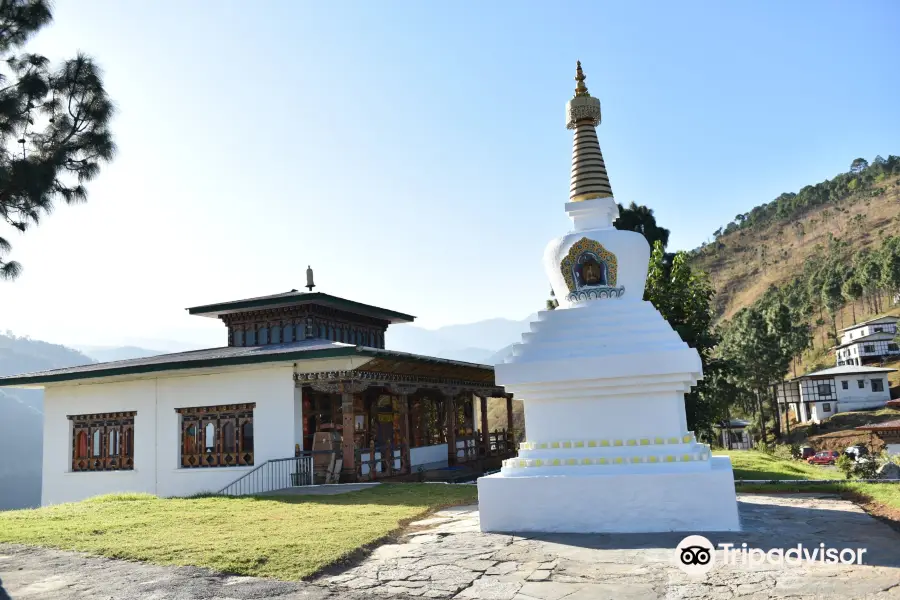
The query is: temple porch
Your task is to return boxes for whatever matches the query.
[294,355,516,483]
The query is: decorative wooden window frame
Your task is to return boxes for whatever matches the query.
[69,412,135,472]
[176,403,255,468]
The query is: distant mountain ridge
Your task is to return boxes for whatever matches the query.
[386,316,533,364]
[73,345,167,363]
[0,332,98,510]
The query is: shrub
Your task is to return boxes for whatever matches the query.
[773,444,794,460]
[755,440,772,454]
[853,457,880,480]
[836,454,854,479]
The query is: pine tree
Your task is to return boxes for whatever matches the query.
[0,0,115,280]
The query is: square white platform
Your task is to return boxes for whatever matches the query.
[477,456,740,533]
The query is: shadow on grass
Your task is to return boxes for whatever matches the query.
[731,468,824,480]
[186,483,479,510]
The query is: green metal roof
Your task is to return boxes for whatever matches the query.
[186,291,415,324]
[0,340,494,388]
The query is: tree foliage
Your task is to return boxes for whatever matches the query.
[616,201,670,251]
[0,0,115,280]
[718,303,804,442]
[644,240,726,439]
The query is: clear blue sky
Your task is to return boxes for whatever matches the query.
[3,1,899,348]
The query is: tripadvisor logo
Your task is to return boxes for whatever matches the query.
[674,535,868,576]
[675,535,716,576]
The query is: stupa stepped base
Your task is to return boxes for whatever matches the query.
[477,456,740,533]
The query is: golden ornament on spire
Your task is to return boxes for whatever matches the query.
[574,60,589,97]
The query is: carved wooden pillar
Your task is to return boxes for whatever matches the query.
[341,391,356,482]
[506,395,514,438]
[399,394,411,474]
[446,393,457,466]
[480,395,489,457]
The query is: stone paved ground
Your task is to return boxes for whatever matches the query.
[2,493,900,599]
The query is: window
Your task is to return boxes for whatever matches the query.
[816,384,831,396]
[283,324,294,343]
[841,381,849,390]
[271,325,281,344]
[888,343,899,352]
[858,380,865,389]
[872,379,885,392]
[69,412,135,472]
[821,403,831,413]
[863,344,875,353]
[874,327,884,333]
[246,329,257,346]
[259,327,269,345]
[177,403,255,468]
[319,324,326,338]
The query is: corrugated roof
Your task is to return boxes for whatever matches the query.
[840,315,899,332]
[856,419,900,431]
[794,365,898,380]
[834,331,898,349]
[185,291,415,324]
[0,340,497,388]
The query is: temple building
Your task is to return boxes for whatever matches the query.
[0,270,514,505]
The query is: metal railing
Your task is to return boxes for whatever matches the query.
[217,455,314,496]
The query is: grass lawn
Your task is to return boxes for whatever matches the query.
[0,483,477,580]
[717,450,900,514]
[718,450,825,480]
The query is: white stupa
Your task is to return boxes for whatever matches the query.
[477,63,740,534]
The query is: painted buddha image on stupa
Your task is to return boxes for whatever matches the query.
[575,253,608,287]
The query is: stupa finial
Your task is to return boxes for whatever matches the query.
[574,60,589,97]
[565,62,612,202]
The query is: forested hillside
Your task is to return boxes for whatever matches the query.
[684,156,900,442]
[0,332,95,510]
[691,155,900,321]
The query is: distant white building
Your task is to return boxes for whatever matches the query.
[715,419,754,450]
[774,365,897,424]
[834,316,899,366]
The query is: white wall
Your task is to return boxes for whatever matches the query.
[834,374,891,412]
[42,365,295,505]
[840,321,897,345]
[43,379,158,505]
[410,444,448,468]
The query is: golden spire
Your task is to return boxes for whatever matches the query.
[566,61,612,202]
[574,60,589,97]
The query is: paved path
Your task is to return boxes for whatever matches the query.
[2,494,900,599]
